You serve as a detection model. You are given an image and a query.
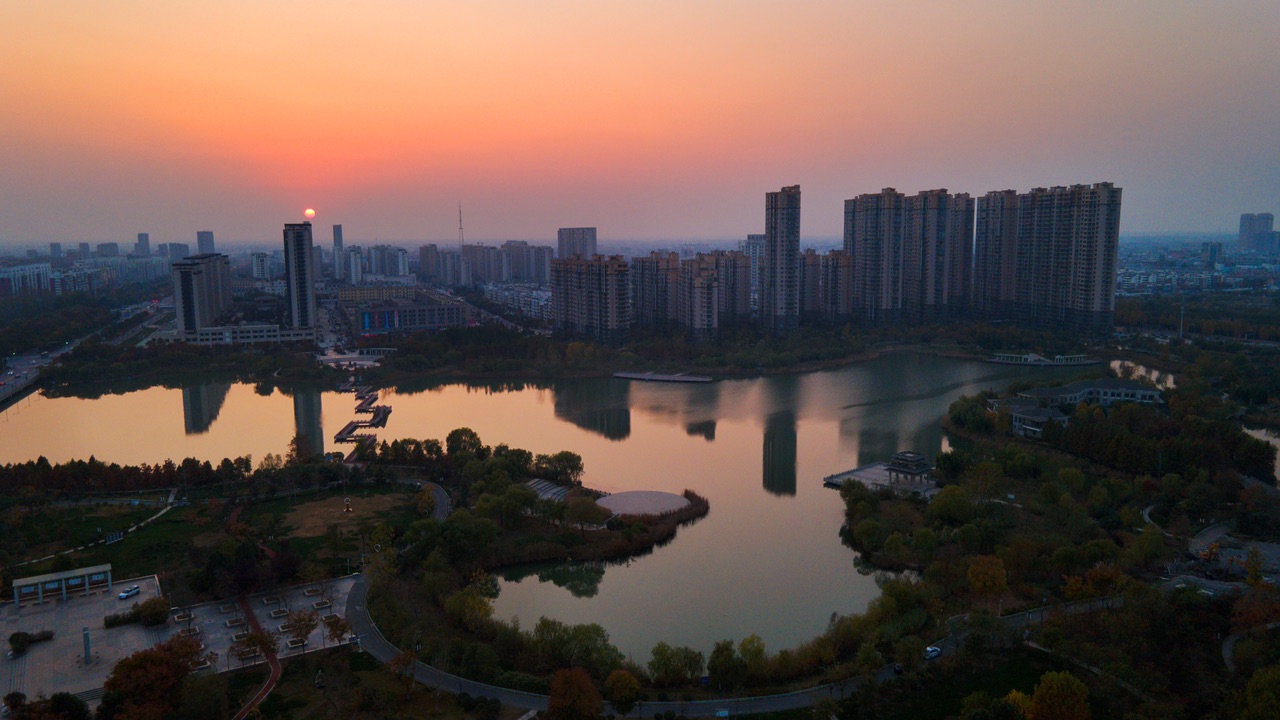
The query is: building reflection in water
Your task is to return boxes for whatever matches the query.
[762,410,797,496]
[181,383,231,435]
[292,387,324,456]
[553,379,631,440]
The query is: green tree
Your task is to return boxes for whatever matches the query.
[738,634,768,684]
[1028,671,1089,720]
[446,427,485,457]
[1240,663,1280,720]
[708,639,747,690]
[967,555,1008,601]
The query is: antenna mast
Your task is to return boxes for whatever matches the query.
[458,203,465,248]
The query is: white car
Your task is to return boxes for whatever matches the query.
[924,645,942,660]
[118,585,140,600]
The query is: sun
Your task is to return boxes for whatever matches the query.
[304,208,316,219]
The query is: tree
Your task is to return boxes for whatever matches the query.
[286,609,319,647]
[546,668,602,720]
[99,635,205,720]
[708,640,747,690]
[604,669,640,716]
[416,488,437,516]
[387,649,417,697]
[647,642,704,687]
[738,634,768,684]
[286,433,315,465]
[1240,663,1280,720]
[1028,671,1089,720]
[322,614,351,649]
[565,497,610,533]
[446,427,484,457]
[967,555,1008,601]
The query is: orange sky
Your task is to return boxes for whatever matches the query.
[1,1,1278,245]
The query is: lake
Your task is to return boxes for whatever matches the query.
[0,352,1081,659]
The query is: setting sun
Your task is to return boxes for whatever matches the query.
[304,208,316,219]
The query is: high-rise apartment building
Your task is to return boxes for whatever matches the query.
[96,242,120,258]
[251,252,270,280]
[77,242,91,258]
[798,248,823,321]
[49,242,62,258]
[1201,241,1223,269]
[1239,213,1276,253]
[710,250,752,324]
[819,250,855,324]
[168,243,191,261]
[762,185,801,334]
[740,234,766,308]
[197,231,216,255]
[134,233,150,256]
[557,227,598,259]
[283,222,318,330]
[171,254,232,337]
[845,188,905,326]
[630,251,680,327]
[333,224,344,254]
[972,183,1122,334]
[902,189,974,324]
[677,256,719,341]
[0,264,51,298]
[550,254,630,344]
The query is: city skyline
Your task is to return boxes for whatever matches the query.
[1,2,1277,247]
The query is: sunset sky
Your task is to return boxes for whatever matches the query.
[2,1,1278,247]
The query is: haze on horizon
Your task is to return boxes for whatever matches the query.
[1,1,1278,248]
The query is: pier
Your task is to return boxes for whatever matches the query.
[613,371,712,383]
[333,378,393,462]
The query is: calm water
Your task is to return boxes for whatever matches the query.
[0,353,1079,659]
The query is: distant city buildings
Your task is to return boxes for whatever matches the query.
[250,252,270,280]
[557,227,598,259]
[196,231,216,255]
[134,233,150,257]
[1239,213,1276,253]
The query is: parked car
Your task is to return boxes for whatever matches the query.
[118,585,141,600]
[924,645,942,660]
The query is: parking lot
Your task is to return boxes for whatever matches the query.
[3,575,358,704]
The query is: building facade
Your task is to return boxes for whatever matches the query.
[196,231,216,255]
[762,185,801,334]
[557,227,598,259]
[283,222,318,330]
[172,254,232,337]
[550,254,630,343]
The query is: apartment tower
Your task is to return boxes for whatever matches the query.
[762,185,801,334]
[283,222,318,330]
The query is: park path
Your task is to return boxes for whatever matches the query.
[232,596,283,720]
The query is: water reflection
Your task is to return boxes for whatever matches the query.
[500,561,607,598]
[291,387,325,456]
[553,380,631,440]
[181,383,230,435]
[762,411,797,495]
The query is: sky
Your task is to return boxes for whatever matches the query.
[1,1,1278,248]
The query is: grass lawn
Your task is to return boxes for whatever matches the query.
[16,503,157,555]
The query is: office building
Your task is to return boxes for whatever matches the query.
[196,231,216,255]
[333,224,344,255]
[1239,213,1276,253]
[550,254,630,343]
[134,233,150,256]
[762,185,801,334]
[172,254,232,337]
[168,243,191,261]
[283,222,318,330]
[557,227,598,259]
[971,183,1122,334]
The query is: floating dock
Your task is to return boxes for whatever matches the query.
[985,353,1102,366]
[613,371,713,383]
[333,379,392,461]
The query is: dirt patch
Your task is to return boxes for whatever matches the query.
[281,495,403,538]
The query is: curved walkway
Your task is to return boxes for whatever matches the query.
[232,596,283,720]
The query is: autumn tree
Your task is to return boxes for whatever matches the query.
[99,635,205,720]
[708,640,747,690]
[322,613,352,648]
[968,555,1008,603]
[1028,671,1089,720]
[603,669,640,716]
[1240,663,1280,720]
[738,634,768,684]
[387,649,417,697]
[547,668,602,720]
[286,609,319,647]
